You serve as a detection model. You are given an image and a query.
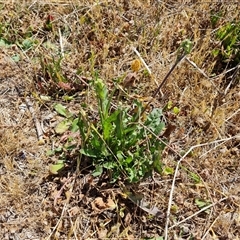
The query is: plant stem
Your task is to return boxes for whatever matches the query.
[138,53,186,120]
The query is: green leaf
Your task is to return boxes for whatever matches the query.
[180,39,193,55]
[40,95,51,101]
[70,118,79,132]
[92,165,103,177]
[103,109,121,141]
[103,161,115,169]
[145,108,165,135]
[0,38,11,48]
[212,49,220,57]
[173,106,180,114]
[152,151,162,174]
[103,118,113,141]
[128,167,139,182]
[210,11,222,27]
[117,151,124,161]
[77,109,89,142]
[54,103,68,117]
[163,166,174,175]
[21,38,34,50]
[215,21,240,62]
[46,150,55,156]
[54,147,63,153]
[49,160,65,174]
[62,95,74,101]
[55,119,72,134]
[190,172,201,183]
[80,148,98,158]
[115,110,124,140]
[12,54,21,62]
[195,198,210,211]
[125,155,133,164]
[42,40,58,51]
[94,78,109,120]
[167,100,173,109]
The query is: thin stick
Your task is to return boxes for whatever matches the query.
[199,135,236,158]
[132,46,163,94]
[138,54,186,120]
[185,57,222,94]
[226,108,240,121]
[26,97,44,142]
[169,197,227,230]
[185,57,209,79]
[46,176,76,240]
[15,87,44,142]
[224,62,240,95]
[164,137,235,240]
[53,176,74,210]
[59,28,64,57]
[210,64,240,80]
[132,46,152,75]
[46,202,68,240]
[201,213,221,240]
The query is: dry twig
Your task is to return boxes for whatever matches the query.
[164,137,237,240]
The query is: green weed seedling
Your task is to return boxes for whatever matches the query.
[38,55,74,96]
[213,21,240,64]
[40,56,66,84]
[48,103,79,174]
[54,103,79,134]
[78,76,166,183]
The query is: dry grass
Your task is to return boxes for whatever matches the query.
[0,0,239,239]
